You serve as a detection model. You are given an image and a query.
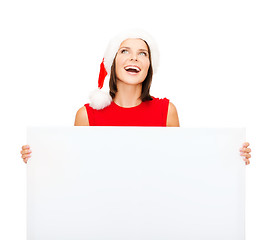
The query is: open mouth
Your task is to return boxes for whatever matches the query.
[124,66,141,74]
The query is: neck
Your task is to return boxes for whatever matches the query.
[113,80,142,107]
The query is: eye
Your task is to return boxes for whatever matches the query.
[139,52,147,56]
[121,49,128,54]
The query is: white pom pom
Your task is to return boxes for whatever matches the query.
[88,89,112,110]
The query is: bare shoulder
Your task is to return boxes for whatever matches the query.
[166,101,180,127]
[74,106,90,126]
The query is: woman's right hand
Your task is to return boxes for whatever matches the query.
[21,145,31,164]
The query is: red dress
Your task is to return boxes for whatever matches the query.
[84,96,170,126]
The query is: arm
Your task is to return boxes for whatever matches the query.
[74,106,90,126]
[166,102,180,127]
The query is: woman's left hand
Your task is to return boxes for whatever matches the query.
[240,142,251,165]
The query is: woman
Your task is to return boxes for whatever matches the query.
[21,29,251,164]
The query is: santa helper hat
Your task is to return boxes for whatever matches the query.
[88,29,160,110]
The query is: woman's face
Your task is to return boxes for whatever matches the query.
[115,38,150,86]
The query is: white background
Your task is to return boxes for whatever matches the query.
[0,0,263,239]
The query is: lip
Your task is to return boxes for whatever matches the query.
[124,65,141,72]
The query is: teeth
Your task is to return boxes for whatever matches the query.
[125,66,140,72]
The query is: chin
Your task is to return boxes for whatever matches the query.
[117,74,146,85]
[120,80,144,86]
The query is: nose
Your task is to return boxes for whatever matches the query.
[130,52,138,61]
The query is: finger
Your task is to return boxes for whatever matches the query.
[243,156,249,162]
[243,142,250,148]
[21,149,32,155]
[241,153,251,158]
[21,152,31,159]
[246,148,251,153]
[240,147,251,153]
[244,158,248,164]
[22,145,30,150]
[244,157,251,165]
[23,153,31,159]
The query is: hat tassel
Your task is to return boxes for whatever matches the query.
[98,58,107,89]
[89,58,112,110]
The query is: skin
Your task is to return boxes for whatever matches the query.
[21,38,251,165]
[112,38,150,107]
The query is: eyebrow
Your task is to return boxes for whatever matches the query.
[120,47,149,52]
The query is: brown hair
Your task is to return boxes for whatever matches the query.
[109,40,153,102]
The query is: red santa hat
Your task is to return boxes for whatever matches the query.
[89,29,160,110]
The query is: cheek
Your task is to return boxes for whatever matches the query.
[115,56,126,69]
[115,57,125,77]
[143,59,150,73]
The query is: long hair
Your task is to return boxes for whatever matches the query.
[109,40,153,102]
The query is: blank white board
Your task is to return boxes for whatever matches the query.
[27,127,245,240]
